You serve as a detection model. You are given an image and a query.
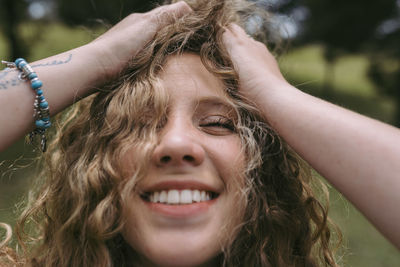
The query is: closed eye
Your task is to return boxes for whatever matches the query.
[199,116,236,134]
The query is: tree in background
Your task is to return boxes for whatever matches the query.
[269,0,400,126]
[0,0,157,60]
[56,0,159,26]
[0,0,29,59]
[368,10,400,127]
[299,0,397,96]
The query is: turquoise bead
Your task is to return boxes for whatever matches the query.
[28,73,38,80]
[31,80,42,90]
[39,101,48,109]
[36,89,43,96]
[35,119,51,129]
[35,120,46,129]
[39,95,45,101]
[19,62,27,68]
[42,117,50,122]
[15,58,25,68]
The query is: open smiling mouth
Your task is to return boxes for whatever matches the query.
[141,190,220,205]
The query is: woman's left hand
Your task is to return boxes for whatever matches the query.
[221,24,289,106]
[222,23,400,250]
[90,1,192,80]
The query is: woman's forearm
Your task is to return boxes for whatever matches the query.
[222,23,400,249]
[0,1,192,152]
[0,45,104,151]
[257,83,400,248]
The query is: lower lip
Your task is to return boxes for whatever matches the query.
[144,199,218,218]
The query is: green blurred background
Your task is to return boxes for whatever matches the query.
[0,0,399,266]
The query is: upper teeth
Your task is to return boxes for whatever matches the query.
[148,190,212,205]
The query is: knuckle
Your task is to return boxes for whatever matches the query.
[126,13,142,22]
[255,41,265,48]
[177,1,192,12]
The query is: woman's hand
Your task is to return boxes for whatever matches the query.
[222,24,289,104]
[90,1,192,80]
[223,23,400,250]
[0,2,191,152]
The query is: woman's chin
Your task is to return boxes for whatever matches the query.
[137,245,221,267]
[123,228,223,266]
[132,236,222,267]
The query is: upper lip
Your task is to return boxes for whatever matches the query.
[139,180,223,194]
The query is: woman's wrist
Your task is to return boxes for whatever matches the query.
[77,43,117,86]
[242,76,299,124]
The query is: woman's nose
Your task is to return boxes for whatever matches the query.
[152,125,205,167]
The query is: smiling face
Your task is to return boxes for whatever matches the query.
[122,53,246,266]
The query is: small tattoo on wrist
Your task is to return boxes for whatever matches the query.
[0,54,73,90]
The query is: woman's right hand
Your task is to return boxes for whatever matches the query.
[221,23,290,108]
[89,1,192,80]
[0,1,191,152]
[222,22,400,250]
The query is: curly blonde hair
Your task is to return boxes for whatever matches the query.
[1,0,341,266]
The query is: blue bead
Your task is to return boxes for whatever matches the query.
[31,80,42,90]
[39,95,45,101]
[42,117,50,122]
[39,101,48,109]
[28,73,37,80]
[15,58,25,67]
[18,62,27,68]
[35,120,51,129]
[35,120,46,129]
[36,89,43,96]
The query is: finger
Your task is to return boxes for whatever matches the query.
[153,1,193,26]
[222,24,250,51]
[230,23,255,40]
[221,27,234,50]
[169,1,193,18]
[221,27,243,71]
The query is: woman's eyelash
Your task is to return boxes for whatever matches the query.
[201,117,235,131]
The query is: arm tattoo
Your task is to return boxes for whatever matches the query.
[31,53,72,68]
[0,54,73,90]
[0,71,22,90]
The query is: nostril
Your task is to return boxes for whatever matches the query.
[183,155,195,162]
[160,155,171,163]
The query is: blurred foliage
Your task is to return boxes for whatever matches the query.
[0,0,29,58]
[270,0,400,125]
[368,25,400,126]
[57,0,159,26]
[302,0,400,126]
[279,45,396,124]
[301,0,396,53]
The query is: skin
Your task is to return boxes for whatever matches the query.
[122,54,245,267]
[222,24,400,249]
[0,1,192,151]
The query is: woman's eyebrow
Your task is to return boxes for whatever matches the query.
[195,96,234,110]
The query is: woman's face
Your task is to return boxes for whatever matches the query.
[122,54,245,267]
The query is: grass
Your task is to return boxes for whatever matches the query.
[0,22,106,61]
[1,22,399,266]
[280,45,396,124]
[280,45,377,97]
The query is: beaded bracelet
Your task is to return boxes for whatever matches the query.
[2,58,51,152]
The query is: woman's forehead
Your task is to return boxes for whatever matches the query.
[159,53,229,101]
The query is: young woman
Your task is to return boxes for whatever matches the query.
[1,0,399,266]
